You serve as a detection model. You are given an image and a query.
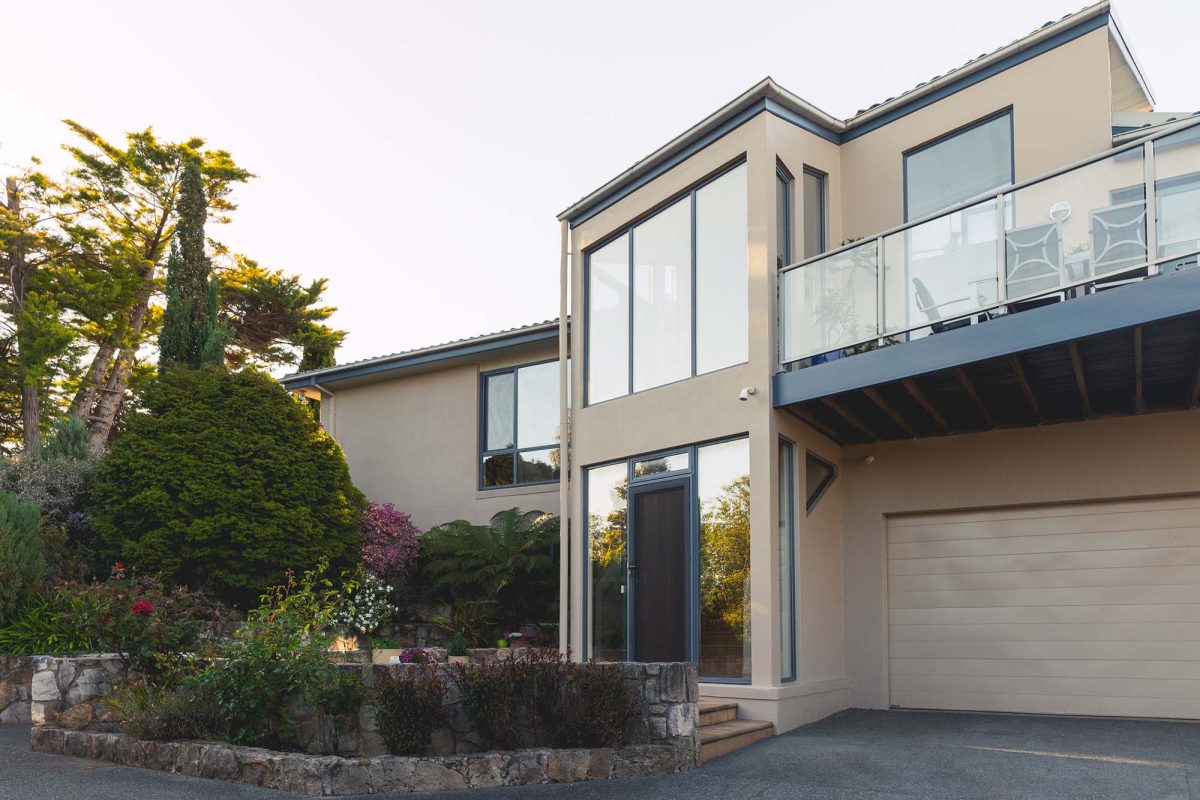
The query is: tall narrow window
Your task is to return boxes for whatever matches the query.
[587,235,630,404]
[778,440,797,682]
[480,360,561,488]
[776,166,793,268]
[802,168,826,259]
[698,438,751,681]
[587,462,629,662]
[633,198,692,392]
[904,111,1013,220]
[696,163,748,374]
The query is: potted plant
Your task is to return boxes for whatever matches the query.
[369,636,405,665]
[447,633,470,665]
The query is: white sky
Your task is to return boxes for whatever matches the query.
[3,0,1195,366]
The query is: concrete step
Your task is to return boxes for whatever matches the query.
[698,701,738,727]
[699,719,774,763]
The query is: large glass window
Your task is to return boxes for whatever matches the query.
[777,167,792,268]
[696,166,749,375]
[633,198,692,392]
[778,440,796,683]
[587,235,630,404]
[904,111,1013,221]
[697,438,751,681]
[480,360,561,488]
[802,168,826,259]
[586,163,747,403]
[587,462,629,662]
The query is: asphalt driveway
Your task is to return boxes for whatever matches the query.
[4,709,1200,799]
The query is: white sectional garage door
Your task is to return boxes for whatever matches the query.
[887,496,1200,719]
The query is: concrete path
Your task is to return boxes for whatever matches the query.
[5,709,1200,799]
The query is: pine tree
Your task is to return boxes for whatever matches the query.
[159,158,225,370]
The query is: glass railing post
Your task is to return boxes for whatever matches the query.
[1144,140,1159,277]
[994,191,1008,310]
[875,235,885,343]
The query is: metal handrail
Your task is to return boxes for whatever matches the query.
[778,113,1200,278]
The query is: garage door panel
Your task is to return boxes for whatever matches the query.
[890,583,1200,609]
[889,497,1200,531]
[889,527,1200,560]
[889,565,1200,593]
[889,690,1200,719]
[889,638,1200,661]
[892,674,1200,700]
[890,621,1200,643]
[890,603,1200,626]
[888,546,1200,576]
[891,658,1200,681]
[888,506,1200,543]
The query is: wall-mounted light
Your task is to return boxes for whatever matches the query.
[738,386,757,402]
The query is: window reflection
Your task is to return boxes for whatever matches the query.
[587,463,629,662]
[588,235,630,403]
[697,438,751,681]
[633,199,692,392]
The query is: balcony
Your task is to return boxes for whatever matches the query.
[774,119,1200,443]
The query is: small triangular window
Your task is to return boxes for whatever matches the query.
[806,452,837,514]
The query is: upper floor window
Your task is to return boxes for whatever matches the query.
[904,111,1013,221]
[802,168,827,259]
[586,162,748,403]
[481,360,561,488]
[777,166,792,268]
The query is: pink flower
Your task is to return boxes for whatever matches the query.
[131,600,155,617]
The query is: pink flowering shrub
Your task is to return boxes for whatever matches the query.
[360,502,420,583]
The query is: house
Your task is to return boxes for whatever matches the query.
[284,0,1200,736]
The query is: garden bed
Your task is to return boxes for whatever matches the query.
[31,725,692,794]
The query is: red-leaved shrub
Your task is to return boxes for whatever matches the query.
[360,503,420,584]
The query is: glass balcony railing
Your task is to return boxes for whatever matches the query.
[779,117,1200,368]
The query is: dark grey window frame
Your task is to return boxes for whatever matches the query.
[801,165,827,258]
[580,433,752,684]
[478,358,561,490]
[779,438,797,683]
[777,162,793,269]
[582,156,748,407]
[902,107,1015,222]
[805,450,838,515]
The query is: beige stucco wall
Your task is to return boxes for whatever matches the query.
[324,341,560,532]
[839,26,1116,239]
[840,409,1200,710]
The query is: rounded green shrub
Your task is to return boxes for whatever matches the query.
[90,366,365,606]
[0,490,46,624]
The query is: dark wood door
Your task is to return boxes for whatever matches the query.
[630,481,689,663]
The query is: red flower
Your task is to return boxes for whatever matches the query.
[131,600,155,617]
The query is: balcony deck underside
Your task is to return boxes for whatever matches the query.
[773,270,1200,445]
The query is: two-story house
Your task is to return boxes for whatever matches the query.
[284,1,1200,738]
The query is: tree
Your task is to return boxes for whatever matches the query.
[56,122,252,449]
[699,474,751,634]
[89,366,365,606]
[0,490,44,623]
[215,255,345,370]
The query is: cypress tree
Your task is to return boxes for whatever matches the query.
[159,158,225,370]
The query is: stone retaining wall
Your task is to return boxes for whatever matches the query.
[31,726,694,795]
[290,661,699,759]
[0,655,132,728]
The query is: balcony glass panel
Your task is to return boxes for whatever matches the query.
[1003,148,1146,299]
[882,197,1001,337]
[1154,125,1200,273]
[780,239,878,362]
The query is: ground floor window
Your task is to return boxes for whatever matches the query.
[584,436,751,681]
[778,439,797,682]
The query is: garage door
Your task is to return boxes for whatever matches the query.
[888,495,1200,719]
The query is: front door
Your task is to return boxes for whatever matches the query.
[629,478,690,663]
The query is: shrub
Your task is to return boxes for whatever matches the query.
[65,564,234,675]
[89,366,366,607]
[420,509,558,629]
[447,632,468,658]
[192,562,363,750]
[0,588,96,655]
[432,597,497,647]
[333,567,398,635]
[0,490,45,624]
[360,502,420,585]
[105,681,226,741]
[373,665,446,755]
[450,649,636,750]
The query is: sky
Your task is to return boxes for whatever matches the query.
[2,0,1196,367]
